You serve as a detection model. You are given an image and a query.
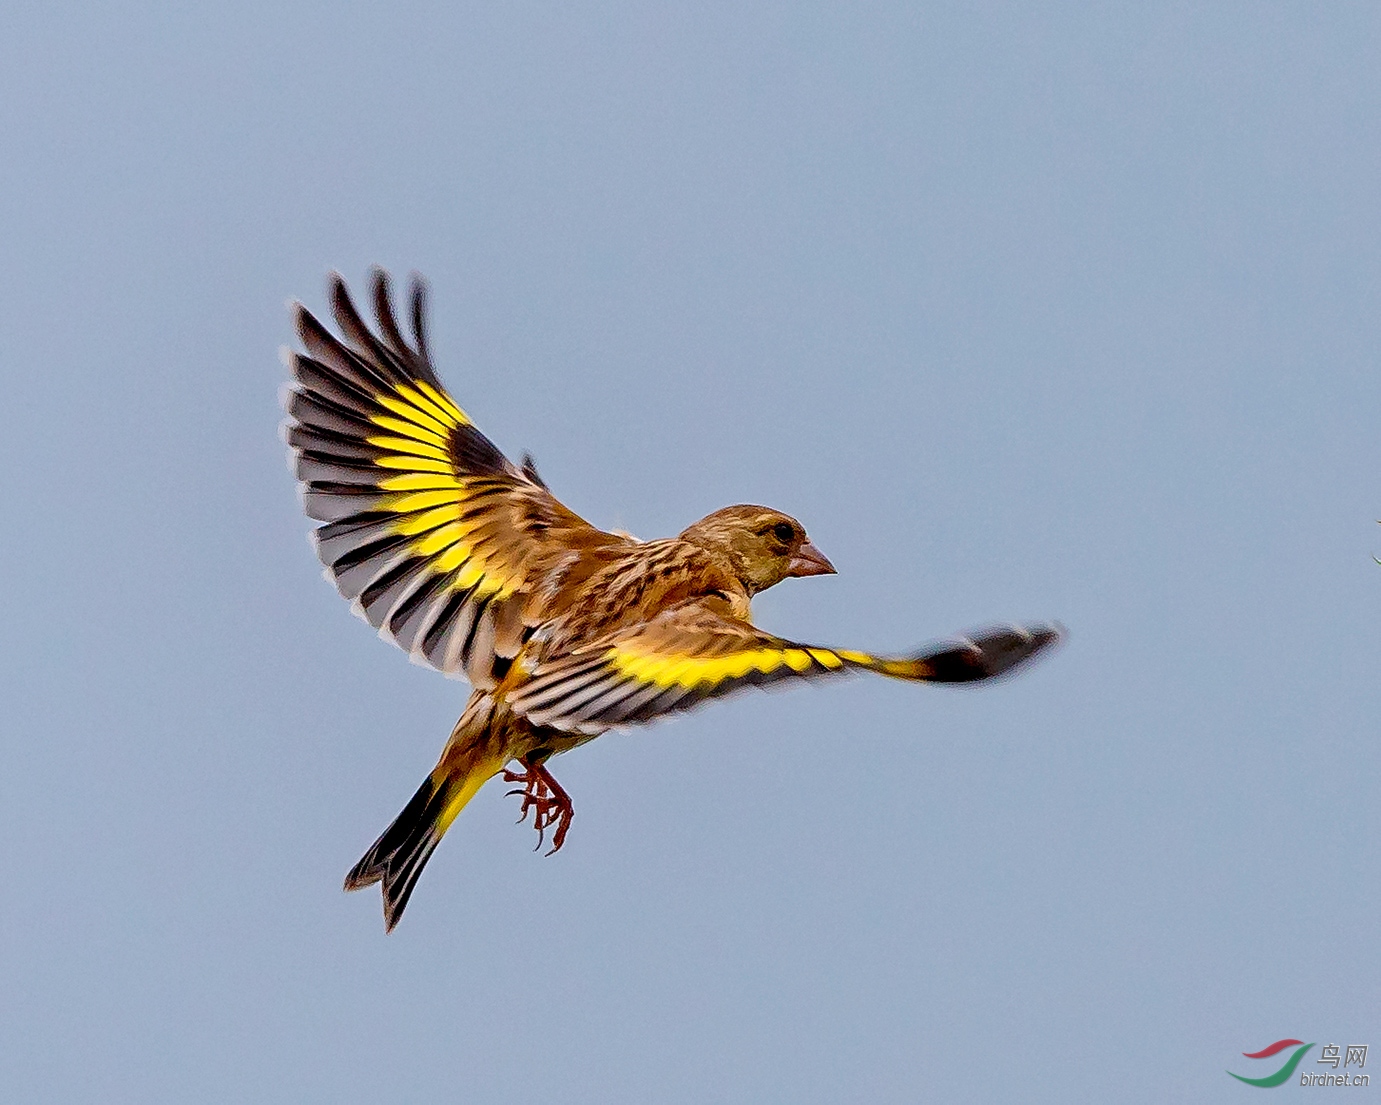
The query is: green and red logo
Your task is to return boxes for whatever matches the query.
[1228,1040,1315,1087]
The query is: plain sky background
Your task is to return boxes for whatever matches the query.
[2,3,1378,1102]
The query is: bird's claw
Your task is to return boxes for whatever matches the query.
[503,759,574,855]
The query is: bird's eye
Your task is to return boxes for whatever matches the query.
[772,522,795,544]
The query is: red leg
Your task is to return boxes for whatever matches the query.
[503,756,574,855]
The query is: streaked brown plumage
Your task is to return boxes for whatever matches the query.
[282,268,1062,930]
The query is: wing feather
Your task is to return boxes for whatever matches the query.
[283,268,628,683]
[508,608,1062,733]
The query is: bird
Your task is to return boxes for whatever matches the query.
[281,268,1062,931]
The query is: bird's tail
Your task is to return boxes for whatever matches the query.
[344,697,508,931]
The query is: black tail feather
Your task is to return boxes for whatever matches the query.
[345,773,454,932]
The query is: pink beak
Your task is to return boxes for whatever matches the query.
[786,540,836,578]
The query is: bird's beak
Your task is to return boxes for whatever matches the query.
[786,540,836,577]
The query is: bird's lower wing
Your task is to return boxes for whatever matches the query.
[507,605,1061,734]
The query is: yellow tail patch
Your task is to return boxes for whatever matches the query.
[437,754,507,834]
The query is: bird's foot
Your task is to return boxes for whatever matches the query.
[503,758,574,855]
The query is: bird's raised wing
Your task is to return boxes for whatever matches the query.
[507,603,1061,733]
[282,269,627,684]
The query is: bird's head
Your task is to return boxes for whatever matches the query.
[680,505,836,594]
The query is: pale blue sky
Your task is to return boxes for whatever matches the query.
[2,3,1378,1102]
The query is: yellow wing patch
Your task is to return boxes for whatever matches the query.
[359,394,524,600]
[500,594,990,734]
[509,629,872,733]
[607,643,831,688]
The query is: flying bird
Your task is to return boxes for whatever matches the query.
[282,269,1061,930]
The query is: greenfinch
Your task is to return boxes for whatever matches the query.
[283,270,1060,930]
